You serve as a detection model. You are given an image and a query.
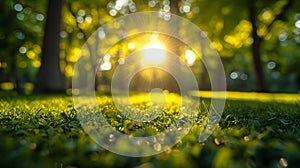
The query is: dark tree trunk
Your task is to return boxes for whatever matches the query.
[249,2,267,92]
[10,49,21,93]
[170,0,180,15]
[199,37,210,90]
[35,0,65,93]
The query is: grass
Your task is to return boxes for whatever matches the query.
[0,92,300,167]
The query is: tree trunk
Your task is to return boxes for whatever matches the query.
[10,49,21,93]
[35,0,65,93]
[249,2,267,92]
[170,0,180,15]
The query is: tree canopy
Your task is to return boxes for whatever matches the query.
[0,0,300,93]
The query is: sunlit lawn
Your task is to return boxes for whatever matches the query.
[0,91,299,167]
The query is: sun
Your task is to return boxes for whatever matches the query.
[141,42,166,66]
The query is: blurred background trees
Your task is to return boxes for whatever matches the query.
[0,0,300,94]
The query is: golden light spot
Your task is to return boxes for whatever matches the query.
[23,82,34,94]
[66,88,72,95]
[32,60,41,68]
[72,89,80,95]
[153,143,162,151]
[65,65,73,77]
[223,20,252,49]
[239,20,252,31]
[261,10,273,21]
[0,82,14,90]
[85,16,92,24]
[68,47,80,63]
[257,26,267,37]
[224,35,242,48]
[66,26,73,33]
[128,42,135,50]
[72,47,81,56]
[26,51,36,59]
[67,55,78,63]
[32,45,41,54]
[211,41,224,51]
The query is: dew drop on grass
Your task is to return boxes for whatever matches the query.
[118,127,124,131]
[214,138,220,145]
[279,158,288,167]
[109,134,115,142]
[244,136,250,141]
[154,143,162,151]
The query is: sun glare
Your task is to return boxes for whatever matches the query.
[141,42,166,65]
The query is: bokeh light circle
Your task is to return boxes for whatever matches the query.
[72,11,226,157]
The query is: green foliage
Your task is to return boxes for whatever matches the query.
[0,94,299,167]
[188,0,300,92]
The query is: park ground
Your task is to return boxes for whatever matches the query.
[0,91,300,167]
